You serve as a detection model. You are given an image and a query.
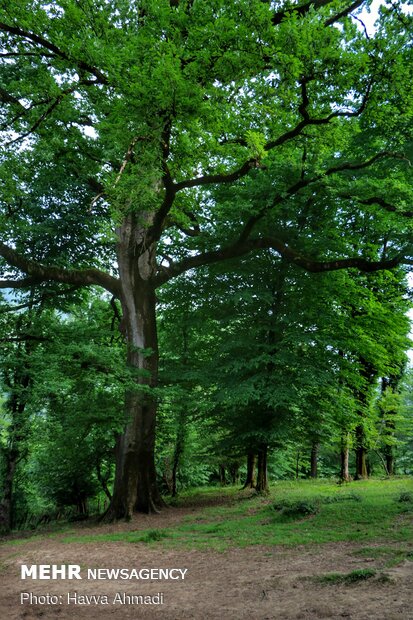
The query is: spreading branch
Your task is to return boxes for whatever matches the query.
[0,277,42,289]
[238,151,405,243]
[0,242,120,297]
[155,235,410,287]
[268,0,364,27]
[2,80,102,142]
[0,87,25,109]
[0,22,108,84]
[324,0,365,26]
[0,285,80,313]
[340,195,413,218]
[156,149,412,285]
[271,0,333,25]
[175,81,373,193]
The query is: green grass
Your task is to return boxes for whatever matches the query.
[313,568,378,585]
[353,545,413,568]
[53,478,413,552]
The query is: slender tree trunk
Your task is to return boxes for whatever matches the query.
[229,463,240,484]
[172,317,190,498]
[381,374,402,477]
[339,434,351,482]
[354,425,368,480]
[242,452,256,489]
[256,444,269,494]
[310,442,319,479]
[384,448,395,476]
[172,423,185,497]
[171,454,179,497]
[96,463,112,501]
[219,464,226,486]
[353,357,376,481]
[106,216,163,519]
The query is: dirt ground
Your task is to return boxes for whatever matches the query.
[1,506,412,620]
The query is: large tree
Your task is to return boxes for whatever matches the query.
[0,0,412,518]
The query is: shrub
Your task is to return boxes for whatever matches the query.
[397,492,413,503]
[321,492,362,504]
[316,569,377,585]
[272,499,318,520]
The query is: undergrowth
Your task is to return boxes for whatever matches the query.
[3,478,413,553]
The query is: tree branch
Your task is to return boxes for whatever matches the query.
[175,82,374,193]
[324,0,365,26]
[268,0,364,27]
[238,150,405,243]
[340,195,413,218]
[155,235,410,286]
[0,87,25,109]
[0,242,120,296]
[0,277,41,289]
[270,0,334,25]
[2,80,104,143]
[0,22,108,84]
[0,285,80,313]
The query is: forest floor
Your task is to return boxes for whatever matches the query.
[1,479,413,620]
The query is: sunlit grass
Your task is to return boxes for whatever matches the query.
[57,477,413,551]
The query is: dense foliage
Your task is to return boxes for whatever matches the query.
[0,0,413,528]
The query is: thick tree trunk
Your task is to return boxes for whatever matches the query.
[310,442,319,479]
[242,452,256,489]
[0,374,30,534]
[106,216,163,519]
[256,444,269,494]
[0,448,18,534]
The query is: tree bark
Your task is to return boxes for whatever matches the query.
[0,364,30,533]
[381,374,403,477]
[353,357,376,481]
[354,425,368,480]
[105,216,163,519]
[310,442,319,478]
[256,444,269,494]
[295,451,300,479]
[242,452,256,489]
[0,447,18,533]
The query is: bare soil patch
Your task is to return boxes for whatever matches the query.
[1,506,412,620]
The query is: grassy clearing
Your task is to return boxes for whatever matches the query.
[54,478,413,552]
